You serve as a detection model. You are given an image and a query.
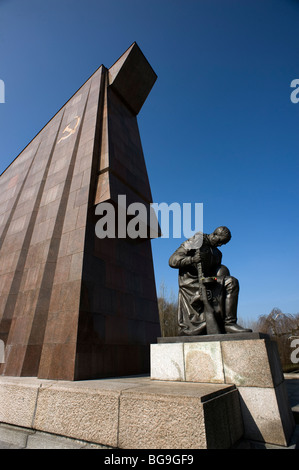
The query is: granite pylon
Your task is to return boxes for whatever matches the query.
[0,43,160,380]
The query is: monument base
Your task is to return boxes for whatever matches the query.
[151,334,295,447]
[0,375,242,449]
[0,373,297,449]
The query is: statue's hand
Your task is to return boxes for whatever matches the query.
[191,249,201,264]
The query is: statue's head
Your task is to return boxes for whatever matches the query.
[208,226,231,247]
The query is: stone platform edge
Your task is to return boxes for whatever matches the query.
[0,375,242,449]
[157,332,270,343]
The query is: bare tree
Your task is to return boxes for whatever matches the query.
[256,308,299,372]
[158,281,178,337]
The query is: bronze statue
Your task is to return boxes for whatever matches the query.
[169,226,252,336]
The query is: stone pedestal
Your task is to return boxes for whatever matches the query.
[0,376,243,449]
[151,333,295,447]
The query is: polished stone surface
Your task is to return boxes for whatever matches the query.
[0,43,160,380]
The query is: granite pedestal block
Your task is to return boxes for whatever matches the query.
[151,334,295,446]
[0,376,243,449]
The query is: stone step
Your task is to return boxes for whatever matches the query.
[0,373,298,449]
[0,376,242,449]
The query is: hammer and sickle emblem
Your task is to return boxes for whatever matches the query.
[58,115,81,144]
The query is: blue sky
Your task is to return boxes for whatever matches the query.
[0,0,298,322]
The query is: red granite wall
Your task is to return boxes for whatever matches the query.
[0,43,160,380]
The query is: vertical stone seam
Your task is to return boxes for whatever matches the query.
[30,383,43,430]
[116,383,150,449]
[219,340,227,384]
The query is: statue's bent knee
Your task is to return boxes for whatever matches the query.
[224,276,239,294]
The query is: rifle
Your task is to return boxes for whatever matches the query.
[191,259,221,335]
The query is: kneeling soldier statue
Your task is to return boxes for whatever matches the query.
[169,226,252,336]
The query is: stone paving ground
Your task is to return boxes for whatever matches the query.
[0,373,298,449]
[0,423,110,449]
